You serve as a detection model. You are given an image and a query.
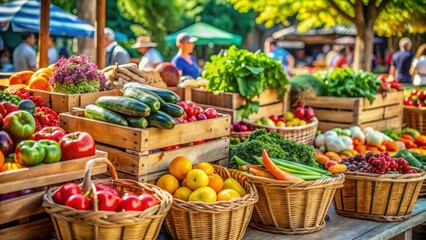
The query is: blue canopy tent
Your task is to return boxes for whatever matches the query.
[0,0,127,40]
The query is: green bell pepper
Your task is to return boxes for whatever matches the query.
[14,140,46,166]
[402,128,420,139]
[392,149,422,168]
[38,140,61,164]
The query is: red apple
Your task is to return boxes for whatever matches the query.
[204,108,218,119]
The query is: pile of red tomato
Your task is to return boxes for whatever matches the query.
[53,183,158,212]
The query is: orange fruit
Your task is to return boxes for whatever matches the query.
[193,162,214,175]
[181,178,188,187]
[173,187,192,201]
[0,151,4,167]
[169,156,193,180]
[0,162,24,172]
[217,189,241,201]
[156,174,179,194]
[208,173,224,193]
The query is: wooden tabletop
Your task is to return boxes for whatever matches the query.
[243,198,426,240]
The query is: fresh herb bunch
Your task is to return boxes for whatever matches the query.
[316,68,382,104]
[50,55,106,94]
[202,45,289,119]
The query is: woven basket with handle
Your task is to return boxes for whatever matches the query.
[333,168,426,222]
[403,106,426,134]
[242,117,318,144]
[43,158,173,240]
[248,173,344,234]
[165,165,258,240]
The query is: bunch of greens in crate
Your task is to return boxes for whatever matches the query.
[50,55,106,94]
[315,68,382,104]
[202,45,289,119]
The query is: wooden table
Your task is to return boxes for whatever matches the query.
[243,198,426,240]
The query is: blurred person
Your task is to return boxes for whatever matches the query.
[331,46,349,69]
[389,37,414,83]
[326,45,341,67]
[410,43,426,86]
[48,36,59,65]
[315,44,330,61]
[13,31,37,71]
[131,36,163,70]
[104,27,130,66]
[295,49,313,68]
[264,37,295,75]
[171,32,200,79]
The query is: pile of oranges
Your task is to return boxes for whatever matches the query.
[156,156,246,203]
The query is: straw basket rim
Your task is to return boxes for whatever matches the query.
[242,117,318,131]
[342,167,426,182]
[245,173,345,189]
[403,105,426,111]
[170,165,258,212]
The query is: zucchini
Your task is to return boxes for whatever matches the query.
[147,110,176,130]
[136,88,167,107]
[126,116,148,129]
[84,104,128,126]
[161,103,185,117]
[122,87,161,112]
[96,96,151,117]
[123,82,181,103]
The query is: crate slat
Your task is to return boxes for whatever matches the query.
[60,112,231,152]
[0,218,53,240]
[0,151,107,194]
[314,109,355,123]
[97,138,229,176]
[0,191,45,224]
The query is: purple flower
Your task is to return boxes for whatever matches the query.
[50,54,106,88]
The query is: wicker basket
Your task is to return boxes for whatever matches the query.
[403,106,426,134]
[43,158,173,240]
[242,117,318,144]
[333,168,426,222]
[248,173,344,234]
[165,165,258,240]
[230,131,253,141]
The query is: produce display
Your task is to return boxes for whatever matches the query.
[315,68,383,104]
[289,74,327,103]
[8,66,55,91]
[174,100,218,123]
[229,129,318,169]
[403,89,426,107]
[202,45,289,118]
[234,149,332,181]
[52,182,158,211]
[156,157,246,203]
[340,152,417,174]
[84,82,185,130]
[0,91,21,105]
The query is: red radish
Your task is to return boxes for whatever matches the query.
[176,102,188,113]
[305,107,315,120]
[187,116,197,122]
[184,101,196,117]
[294,102,305,119]
[196,114,208,120]
[194,106,204,116]
[233,122,241,132]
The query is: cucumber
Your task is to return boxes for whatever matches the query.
[96,96,151,117]
[123,82,181,103]
[126,116,148,129]
[147,110,176,130]
[84,104,128,126]
[136,88,167,107]
[161,103,185,117]
[122,87,161,112]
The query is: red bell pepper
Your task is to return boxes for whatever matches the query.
[401,134,415,141]
[65,194,91,210]
[117,193,143,211]
[415,135,426,147]
[59,132,96,160]
[96,190,119,211]
[30,126,66,142]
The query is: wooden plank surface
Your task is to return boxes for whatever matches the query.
[361,91,404,109]
[359,108,385,123]
[304,96,358,110]
[384,104,404,119]
[0,151,107,194]
[0,191,45,224]
[314,109,355,123]
[98,138,229,176]
[0,218,53,240]
[243,198,426,240]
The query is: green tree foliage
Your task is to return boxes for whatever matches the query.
[228,0,426,71]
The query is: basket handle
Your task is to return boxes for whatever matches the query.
[81,158,118,194]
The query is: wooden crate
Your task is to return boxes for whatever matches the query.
[168,86,192,101]
[304,91,404,132]
[0,151,107,237]
[31,89,121,113]
[97,137,229,176]
[60,110,231,153]
[187,86,291,122]
[113,158,229,184]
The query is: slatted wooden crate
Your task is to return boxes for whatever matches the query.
[97,137,229,181]
[60,110,231,153]
[170,86,290,122]
[304,91,404,132]
[0,151,107,240]
[31,89,121,113]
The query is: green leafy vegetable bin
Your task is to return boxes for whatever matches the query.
[202,45,289,119]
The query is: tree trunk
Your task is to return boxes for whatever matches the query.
[77,0,96,62]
